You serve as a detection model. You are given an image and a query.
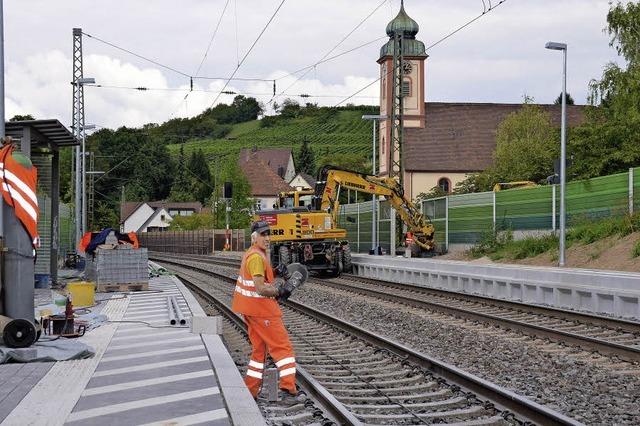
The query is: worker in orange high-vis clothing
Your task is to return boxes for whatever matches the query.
[231,220,306,405]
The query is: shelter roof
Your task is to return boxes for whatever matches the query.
[404,102,586,172]
[6,119,78,148]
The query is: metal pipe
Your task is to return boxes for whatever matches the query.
[171,296,186,325]
[167,296,176,325]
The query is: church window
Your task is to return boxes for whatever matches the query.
[438,177,451,193]
[402,79,411,97]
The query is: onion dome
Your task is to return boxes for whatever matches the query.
[379,1,426,59]
[386,1,419,38]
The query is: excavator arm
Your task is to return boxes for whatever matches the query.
[314,166,435,252]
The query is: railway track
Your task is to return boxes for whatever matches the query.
[152,255,579,425]
[151,252,640,364]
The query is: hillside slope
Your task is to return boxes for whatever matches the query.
[444,233,640,273]
[166,108,375,166]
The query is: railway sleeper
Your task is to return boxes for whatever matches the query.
[339,388,453,404]
[302,364,404,376]
[298,352,386,363]
[319,374,425,388]
[345,395,469,412]
[309,369,413,381]
[298,356,388,368]
[355,405,493,423]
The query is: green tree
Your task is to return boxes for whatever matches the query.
[569,1,640,178]
[296,138,315,175]
[492,103,557,183]
[213,161,254,229]
[316,152,369,174]
[554,92,575,105]
[9,114,35,121]
[169,213,216,230]
[169,145,194,201]
[187,149,213,203]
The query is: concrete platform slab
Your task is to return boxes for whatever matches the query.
[0,273,265,426]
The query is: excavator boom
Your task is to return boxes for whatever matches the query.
[315,166,435,253]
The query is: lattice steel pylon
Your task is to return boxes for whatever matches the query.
[71,28,85,242]
[72,28,85,136]
[389,31,404,187]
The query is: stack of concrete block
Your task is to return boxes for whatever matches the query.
[86,248,149,291]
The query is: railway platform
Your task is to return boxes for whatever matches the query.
[0,272,264,426]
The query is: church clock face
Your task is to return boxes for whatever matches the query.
[402,61,413,75]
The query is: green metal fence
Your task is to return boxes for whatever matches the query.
[339,167,640,252]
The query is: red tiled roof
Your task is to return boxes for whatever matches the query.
[404,102,586,172]
[239,152,292,196]
[239,148,292,178]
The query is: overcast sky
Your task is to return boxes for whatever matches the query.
[5,0,624,129]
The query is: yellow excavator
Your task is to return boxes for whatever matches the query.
[314,166,435,257]
[254,165,436,275]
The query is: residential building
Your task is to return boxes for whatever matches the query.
[120,201,203,233]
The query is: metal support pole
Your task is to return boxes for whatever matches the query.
[74,88,81,247]
[445,197,449,252]
[390,208,396,257]
[629,167,634,214]
[225,199,230,251]
[81,127,87,234]
[492,191,496,231]
[371,121,377,253]
[51,149,60,284]
[552,185,556,231]
[559,48,567,267]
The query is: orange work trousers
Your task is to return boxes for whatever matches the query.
[244,315,297,397]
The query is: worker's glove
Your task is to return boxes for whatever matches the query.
[274,263,291,280]
[275,263,308,301]
[275,279,295,301]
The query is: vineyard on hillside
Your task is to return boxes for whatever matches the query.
[166,108,376,167]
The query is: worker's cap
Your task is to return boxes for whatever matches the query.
[251,220,271,235]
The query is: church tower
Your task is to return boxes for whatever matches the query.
[378,1,427,177]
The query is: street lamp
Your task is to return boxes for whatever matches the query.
[73,77,94,240]
[362,114,387,255]
[545,41,567,267]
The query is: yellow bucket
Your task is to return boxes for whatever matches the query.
[66,281,95,307]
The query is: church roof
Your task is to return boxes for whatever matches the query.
[404,102,586,172]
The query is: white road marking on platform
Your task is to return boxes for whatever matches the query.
[138,408,228,426]
[93,356,209,377]
[1,297,130,426]
[130,293,182,300]
[111,329,190,342]
[82,370,213,396]
[101,345,203,362]
[67,387,220,422]
[123,313,174,320]
[108,335,200,350]
[112,325,186,336]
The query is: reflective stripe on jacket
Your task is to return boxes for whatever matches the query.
[231,245,281,317]
[0,144,39,249]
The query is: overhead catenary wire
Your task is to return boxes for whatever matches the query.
[208,0,288,108]
[270,0,388,104]
[334,0,509,107]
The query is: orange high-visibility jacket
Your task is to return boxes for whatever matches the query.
[0,144,39,249]
[231,246,281,317]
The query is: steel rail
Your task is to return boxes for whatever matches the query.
[316,279,640,363]
[151,253,640,358]
[170,265,362,426]
[154,256,581,426]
